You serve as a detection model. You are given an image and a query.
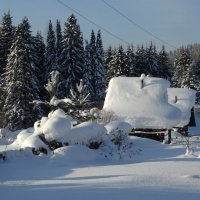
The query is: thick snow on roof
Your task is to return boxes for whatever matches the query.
[103,76,181,129]
[168,88,196,127]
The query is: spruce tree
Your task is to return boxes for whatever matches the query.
[135,45,147,76]
[82,40,93,99]
[3,18,40,130]
[110,45,128,77]
[33,32,46,100]
[55,19,63,71]
[45,20,56,78]
[60,14,84,98]
[126,45,137,76]
[0,12,14,77]
[145,42,159,77]
[95,30,106,99]
[0,12,14,117]
[89,29,98,98]
[158,45,173,80]
[105,47,116,82]
[172,48,191,88]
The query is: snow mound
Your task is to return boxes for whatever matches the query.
[62,121,108,146]
[168,88,196,127]
[17,128,34,146]
[51,145,101,163]
[103,76,181,129]
[21,134,48,150]
[42,117,71,141]
[105,121,132,134]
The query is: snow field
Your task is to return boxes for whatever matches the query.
[0,136,200,200]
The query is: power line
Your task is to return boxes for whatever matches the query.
[101,0,177,49]
[56,0,130,45]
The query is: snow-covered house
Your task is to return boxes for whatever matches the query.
[103,75,196,141]
[103,76,181,129]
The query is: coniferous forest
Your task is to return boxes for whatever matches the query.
[0,12,200,131]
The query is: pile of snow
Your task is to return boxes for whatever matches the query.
[62,121,108,146]
[34,109,72,141]
[168,88,196,127]
[103,76,181,129]
[17,109,72,151]
[42,117,71,141]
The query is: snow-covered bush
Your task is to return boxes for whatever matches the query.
[104,121,134,159]
[98,110,117,124]
[62,121,108,149]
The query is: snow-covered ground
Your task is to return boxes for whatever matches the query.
[0,106,200,200]
[1,123,200,200]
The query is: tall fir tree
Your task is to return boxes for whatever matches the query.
[95,30,106,99]
[89,29,98,99]
[158,45,173,80]
[0,12,14,77]
[59,14,84,98]
[0,12,14,117]
[126,45,137,76]
[3,18,40,130]
[82,40,93,99]
[33,32,47,100]
[105,47,116,83]
[172,48,191,88]
[135,45,147,76]
[45,20,56,78]
[110,45,128,77]
[145,42,159,77]
[55,19,63,71]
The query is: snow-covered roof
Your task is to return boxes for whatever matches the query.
[103,76,182,129]
[168,88,196,127]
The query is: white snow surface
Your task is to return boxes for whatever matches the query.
[103,76,181,129]
[168,88,196,127]
[1,135,200,200]
[52,145,101,163]
[1,106,200,200]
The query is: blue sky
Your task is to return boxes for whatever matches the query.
[1,0,200,51]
